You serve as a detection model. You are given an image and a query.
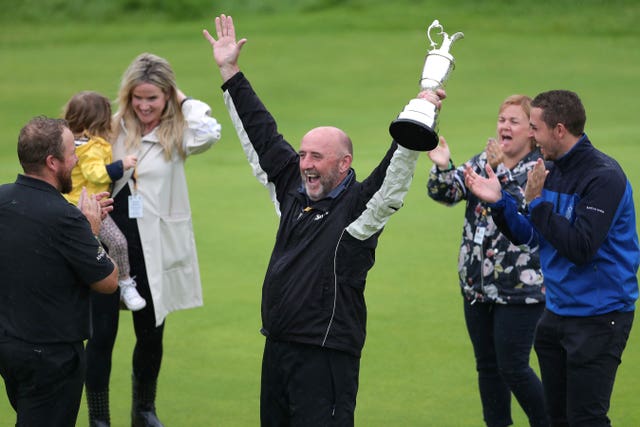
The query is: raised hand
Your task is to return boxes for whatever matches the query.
[428,136,452,169]
[417,88,447,110]
[202,14,247,82]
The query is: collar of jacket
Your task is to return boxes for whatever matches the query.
[295,168,355,210]
[297,168,355,199]
[554,133,590,171]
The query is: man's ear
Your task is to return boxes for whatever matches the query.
[555,122,568,140]
[45,154,58,172]
[340,154,353,174]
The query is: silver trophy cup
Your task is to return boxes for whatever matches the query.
[389,20,464,151]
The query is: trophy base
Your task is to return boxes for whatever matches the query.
[389,118,439,151]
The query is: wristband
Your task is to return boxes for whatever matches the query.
[180,97,193,107]
[437,159,454,172]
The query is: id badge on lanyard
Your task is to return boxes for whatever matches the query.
[128,169,144,218]
[473,225,486,244]
[473,207,488,245]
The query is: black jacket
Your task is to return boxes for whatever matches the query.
[222,72,420,357]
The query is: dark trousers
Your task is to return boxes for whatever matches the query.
[260,339,360,427]
[0,337,85,426]
[534,309,634,427]
[464,299,548,427]
[86,188,164,391]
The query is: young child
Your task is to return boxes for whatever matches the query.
[63,91,146,311]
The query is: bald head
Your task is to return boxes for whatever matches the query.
[302,126,353,157]
[299,126,353,201]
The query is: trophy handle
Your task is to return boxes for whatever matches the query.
[440,31,464,53]
[427,20,444,50]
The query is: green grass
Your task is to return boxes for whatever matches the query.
[1,1,640,425]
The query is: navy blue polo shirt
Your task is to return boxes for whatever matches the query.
[0,174,115,343]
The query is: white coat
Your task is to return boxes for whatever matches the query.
[112,99,221,326]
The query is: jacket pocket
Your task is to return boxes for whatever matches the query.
[159,216,193,271]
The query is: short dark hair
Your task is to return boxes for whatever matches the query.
[17,116,68,174]
[531,90,586,136]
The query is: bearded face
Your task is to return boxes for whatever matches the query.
[57,128,77,194]
[58,166,73,194]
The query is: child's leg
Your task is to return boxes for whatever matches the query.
[99,214,131,280]
[99,214,146,311]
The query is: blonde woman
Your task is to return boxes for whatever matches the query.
[85,53,221,426]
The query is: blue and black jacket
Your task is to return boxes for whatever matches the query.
[489,135,639,316]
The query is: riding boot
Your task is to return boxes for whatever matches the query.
[86,389,111,427]
[131,376,164,427]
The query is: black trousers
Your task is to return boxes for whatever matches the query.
[85,187,164,391]
[260,339,360,427]
[534,309,634,427]
[463,300,547,427]
[0,336,84,426]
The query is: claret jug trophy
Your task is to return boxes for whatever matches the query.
[389,20,464,151]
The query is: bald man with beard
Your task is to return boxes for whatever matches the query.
[204,14,445,426]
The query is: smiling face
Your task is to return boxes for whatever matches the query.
[131,82,168,134]
[298,127,352,202]
[496,104,533,161]
[530,107,560,160]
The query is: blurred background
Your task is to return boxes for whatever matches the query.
[1,0,639,425]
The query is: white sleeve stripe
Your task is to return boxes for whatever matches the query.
[224,90,281,217]
[346,146,419,240]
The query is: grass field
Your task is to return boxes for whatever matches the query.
[1,1,640,425]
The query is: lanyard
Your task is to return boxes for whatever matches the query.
[130,143,154,193]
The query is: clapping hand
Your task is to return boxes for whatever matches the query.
[524,158,548,203]
[485,137,503,169]
[464,164,502,204]
[428,136,451,170]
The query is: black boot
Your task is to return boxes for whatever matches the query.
[86,389,110,427]
[131,377,164,427]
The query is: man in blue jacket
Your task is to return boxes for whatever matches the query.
[204,14,445,426]
[464,89,638,427]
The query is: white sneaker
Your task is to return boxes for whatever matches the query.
[119,278,147,311]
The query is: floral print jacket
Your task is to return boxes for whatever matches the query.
[427,149,545,305]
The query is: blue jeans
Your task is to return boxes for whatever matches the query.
[464,299,547,427]
[534,309,634,427]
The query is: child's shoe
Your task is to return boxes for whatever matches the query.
[119,277,146,311]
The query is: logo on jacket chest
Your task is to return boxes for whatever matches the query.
[314,211,329,221]
[296,208,330,222]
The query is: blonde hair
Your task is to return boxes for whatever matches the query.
[63,91,112,140]
[499,94,535,149]
[113,53,186,160]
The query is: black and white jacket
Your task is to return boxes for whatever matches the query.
[222,72,419,357]
[427,149,546,305]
